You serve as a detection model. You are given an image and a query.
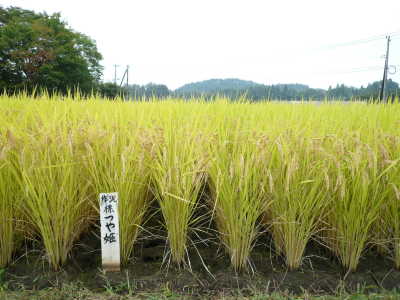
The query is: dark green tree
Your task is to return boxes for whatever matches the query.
[98,82,123,99]
[0,6,103,94]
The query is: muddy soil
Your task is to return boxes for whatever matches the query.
[3,226,400,298]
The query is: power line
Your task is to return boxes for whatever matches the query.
[339,66,383,74]
[298,63,400,77]
[309,66,382,76]
[315,30,400,51]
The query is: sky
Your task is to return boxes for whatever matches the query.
[2,0,400,90]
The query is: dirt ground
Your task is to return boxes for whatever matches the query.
[2,227,400,299]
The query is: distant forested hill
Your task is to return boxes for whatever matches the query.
[174,79,324,100]
[173,78,399,101]
[101,78,399,101]
[175,78,261,94]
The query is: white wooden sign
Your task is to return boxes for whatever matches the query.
[99,192,120,272]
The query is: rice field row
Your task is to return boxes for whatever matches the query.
[1,94,399,273]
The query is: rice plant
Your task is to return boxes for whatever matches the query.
[12,122,93,270]
[208,126,270,271]
[264,134,330,270]
[0,94,399,273]
[150,118,209,267]
[322,137,393,272]
[0,132,23,268]
[375,135,400,268]
[83,123,152,265]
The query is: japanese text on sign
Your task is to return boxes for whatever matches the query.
[99,192,120,272]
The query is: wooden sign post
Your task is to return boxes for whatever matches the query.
[99,192,120,272]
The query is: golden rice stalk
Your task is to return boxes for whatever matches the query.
[208,129,270,271]
[265,135,330,270]
[0,133,24,268]
[322,139,391,272]
[15,130,92,270]
[151,124,208,267]
[83,126,152,265]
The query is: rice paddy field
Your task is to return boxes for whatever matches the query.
[0,93,400,297]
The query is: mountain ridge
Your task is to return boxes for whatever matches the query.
[174,78,312,94]
[175,78,261,94]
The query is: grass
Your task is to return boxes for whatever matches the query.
[0,283,400,300]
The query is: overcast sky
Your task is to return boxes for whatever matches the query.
[3,0,400,90]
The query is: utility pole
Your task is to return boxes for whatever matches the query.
[119,65,130,100]
[126,65,129,99]
[113,64,119,85]
[379,36,391,102]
